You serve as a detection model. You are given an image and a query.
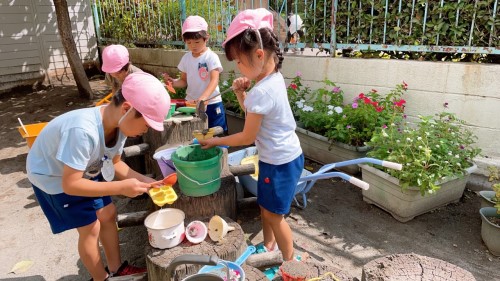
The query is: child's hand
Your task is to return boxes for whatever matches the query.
[162,73,174,83]
[198,137,218,149]
[232,77,250,94]
[121,178,150,198]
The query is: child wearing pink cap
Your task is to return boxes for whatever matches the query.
[163,15,228,132]
[198,8,304,262]
[102,44,143,95]
[26,72,170,280]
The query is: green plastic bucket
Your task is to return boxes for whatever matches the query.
[171,145,222,197]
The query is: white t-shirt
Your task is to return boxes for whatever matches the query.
[178,48,223,104]
[245,72,302,165]
[26,106,127,195]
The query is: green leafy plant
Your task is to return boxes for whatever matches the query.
[366,111,481,195]
[324,85,406,146]
[487,166,500,214]
[290,74,406,146]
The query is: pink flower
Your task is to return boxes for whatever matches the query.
[382,124,388,129]
[332,86,341,93]
[402,81,408,90]
[296,71,302,77]
[444,102,449,108]
[352,103,358,109]
[347,125,352,129]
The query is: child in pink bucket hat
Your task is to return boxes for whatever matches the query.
[102,44,143,95]
[163,15,227,132]
[198,8,304,263]
[26,72,170,280]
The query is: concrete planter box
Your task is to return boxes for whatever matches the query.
[226,110,245,136]
[479,207,500,256]
[295,127,370,175]
[360,164,476,222]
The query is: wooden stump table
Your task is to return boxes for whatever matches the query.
[362,253,476,281]
[143,115,206,178]
[271,261,355,281]
[145,217,246,281]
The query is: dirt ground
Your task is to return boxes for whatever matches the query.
[0,79,498,281]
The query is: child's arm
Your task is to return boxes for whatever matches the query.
[199,112,262,148]
[199,70,220,101]
[172,72,188,89]
[61,164,149,198]
[112,154,155,183]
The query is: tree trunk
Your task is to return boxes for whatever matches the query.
[53,0,93,99]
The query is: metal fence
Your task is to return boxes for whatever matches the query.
[91,0,500,55]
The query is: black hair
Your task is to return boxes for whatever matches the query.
[111,89,143,118]
[183,31,208,41]
[224,27,283,72]
[119,62,130,72]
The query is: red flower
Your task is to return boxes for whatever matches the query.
[363,97,372,104]
[376,106,383,112]
[402,81,408,90]
[358,93,365,98]
[289,83,297,89]
[371,89,378,93]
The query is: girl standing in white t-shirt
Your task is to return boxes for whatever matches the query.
[198,9,304,262]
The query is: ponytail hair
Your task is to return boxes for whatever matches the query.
[224,27,283,72]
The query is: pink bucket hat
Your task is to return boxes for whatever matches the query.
[101,44,129,73]
[121,72,170,131]
[182,15,208,35]
[222,8,274,48]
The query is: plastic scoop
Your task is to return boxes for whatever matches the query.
[150,172,177,187]
[165,81,176,94]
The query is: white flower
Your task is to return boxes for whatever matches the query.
[303,105,314,112]
[296,101,304,109]
[417,137,422,141]
[436,145,440,148]
[455,155,459,158]
[418,146,423,149]
[223,80,229,86]
[448,152,452,155]
[396,140,400,143]
[327,105,334,110]
[327,110,333,115]
[428,190,435,194]
[457,163,461,166]
[334,106,343,114]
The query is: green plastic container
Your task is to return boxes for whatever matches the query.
[171,145,222,197]
[165,104,176,119]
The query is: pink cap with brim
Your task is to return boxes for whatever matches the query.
[122,72,170,131]
[222,8,273,48]
[102,44,129,73]
[182,15,208,35]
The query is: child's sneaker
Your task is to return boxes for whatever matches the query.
[110,261,146,277]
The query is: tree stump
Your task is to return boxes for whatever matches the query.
[271,261,355,281]
[145,217,246,281]
[242,264,268,280]
[153,148,237,221]
[362,253,476,281]
[143,116,206,178]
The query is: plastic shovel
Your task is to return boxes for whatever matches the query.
[198,245,256,278]
[150,172,177,187]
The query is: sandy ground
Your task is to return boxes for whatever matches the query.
[0,79,499,281]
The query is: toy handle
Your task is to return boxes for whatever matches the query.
[382,161,403,170]
[349,177,370,190]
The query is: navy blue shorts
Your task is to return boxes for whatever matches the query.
[257,154,304,215]
[32,184,112,234]
[206,102,228,132]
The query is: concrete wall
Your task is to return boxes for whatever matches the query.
[124,48,500,175]
[0,0,98,93]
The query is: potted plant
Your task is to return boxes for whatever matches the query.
[479,166,500,208]
[479,168,500,256]
[360,111,481,222]
[288,73,407,174]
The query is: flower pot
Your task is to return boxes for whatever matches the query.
[225,110,245,135]
[360,164,476,222]
[295,127,370,174]
[479,191,497,208]
[479,207,500,256]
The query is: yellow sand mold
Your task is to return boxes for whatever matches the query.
[148,185,178,207]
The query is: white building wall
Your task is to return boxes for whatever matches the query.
[0,0,98,92]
